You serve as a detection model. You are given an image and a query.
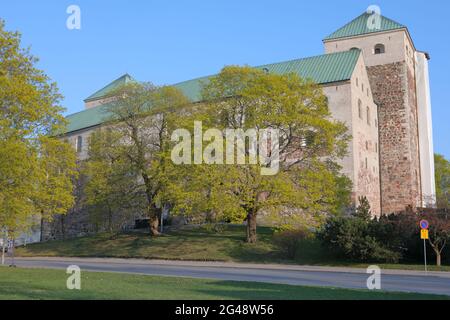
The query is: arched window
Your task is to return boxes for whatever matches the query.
[76,136,83,153]
[358,100,363,119]
[374,44,385,55]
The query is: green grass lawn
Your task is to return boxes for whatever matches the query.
[0,267,447,300]
[15,225,450,272]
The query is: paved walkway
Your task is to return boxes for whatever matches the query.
[13,257,450,296]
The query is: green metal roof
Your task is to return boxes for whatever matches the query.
[324,12,405,41]
[66,50,361,134]
[66,102,113,133]
[84,74,135,102]
[172,50,360,103]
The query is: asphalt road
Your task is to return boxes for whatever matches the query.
[12,257,450,296]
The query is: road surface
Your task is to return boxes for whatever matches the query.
[12,257,450,296]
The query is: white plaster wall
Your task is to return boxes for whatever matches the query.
[349,54,381,215]
[323,82,355,184]
[415,52,436,206]
[322,54,381,215]
[323,29,412,67]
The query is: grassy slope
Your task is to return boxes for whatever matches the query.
[0,267,447,300]
[16,225,450,272]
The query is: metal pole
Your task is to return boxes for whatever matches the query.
[423,239,428,273]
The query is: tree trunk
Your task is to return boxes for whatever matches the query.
[436,252,441,267]
[148,205,161,237]
[246,213,257,244]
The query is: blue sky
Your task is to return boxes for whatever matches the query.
[1,0,449,158]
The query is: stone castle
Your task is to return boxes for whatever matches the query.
[41,11,436,240]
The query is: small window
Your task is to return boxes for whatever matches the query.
[358,100,363,119]
[362,83,364,93]
[366,141,369,151]
[375,143,378,153]
[366,106,371,125]
[374,44,385,55]
[365,158,368,169]
[356,78,359,87]
[76,136,83,153]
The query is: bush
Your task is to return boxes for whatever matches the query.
[273,229,313,260]
[318,216,400,263]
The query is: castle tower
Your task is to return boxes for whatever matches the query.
[323,12,436,213]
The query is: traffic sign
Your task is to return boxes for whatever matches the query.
[420,220,429,230]
[421,229,429,240]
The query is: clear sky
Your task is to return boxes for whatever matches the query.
[1,0,449,158]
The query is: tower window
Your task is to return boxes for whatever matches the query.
[367,106,371,125]
[76,136,83,153]
[374,44,385,55]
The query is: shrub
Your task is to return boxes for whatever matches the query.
[318,216,400,263]
[273,229,313,259]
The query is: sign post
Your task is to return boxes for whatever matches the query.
[420,220,429,273]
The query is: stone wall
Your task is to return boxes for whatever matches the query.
[367,61,421,214]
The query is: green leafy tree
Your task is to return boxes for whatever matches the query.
[435,154,450,209]
[0,20,77,254]
[82,129,144,233]
[95,83,191,236]
[172,66,351,243]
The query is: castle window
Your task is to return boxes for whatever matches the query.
[366,106,371,125]
[365,158,368,169]
[358,100,363,119]
[375,143,378,153]
[362,83,364,93]
[374,44,385,55]
[76,136,83,153]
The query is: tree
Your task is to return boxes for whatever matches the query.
[435,154,450,209]
[99,83,191,236]
[172,66,350,243]
[354,196,372,221]
[82,129,144,233]
[421,211,450,266]
[0,20,77,257]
